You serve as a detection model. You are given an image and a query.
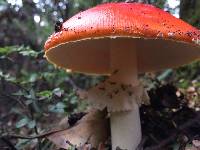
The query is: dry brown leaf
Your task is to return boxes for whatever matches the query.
[47,109,109,149]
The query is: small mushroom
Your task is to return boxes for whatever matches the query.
[44,3,200,150]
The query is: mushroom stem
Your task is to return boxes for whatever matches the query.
[109,38,141,150]
[110,105,141,150]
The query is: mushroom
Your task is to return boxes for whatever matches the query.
[44,2,200,150]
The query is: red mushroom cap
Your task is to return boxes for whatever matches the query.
[44,2,200,74]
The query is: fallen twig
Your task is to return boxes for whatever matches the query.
[1,128,67,140]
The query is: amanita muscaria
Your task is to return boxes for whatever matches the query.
[44,2,200,150]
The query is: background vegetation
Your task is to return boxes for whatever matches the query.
[0,0,199,149]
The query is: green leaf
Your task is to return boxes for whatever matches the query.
[157,69,173,81]
[56,102,66,109]
[19,50,39,57]
[48,105,56,112]
[0,46,15,55]
[12,90,24,96]
[48,102,66,113]
[27,120,36,129]
[16,117,29,128]
[29,73,38,83]
[70,96,78,104]
[37,90,53,100]
[0,71,16,82]
[0,46,40,57]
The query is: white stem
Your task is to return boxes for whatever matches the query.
[109,38,141,150]
[111,102,141,150]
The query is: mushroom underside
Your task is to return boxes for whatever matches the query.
[45,36,200,75]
